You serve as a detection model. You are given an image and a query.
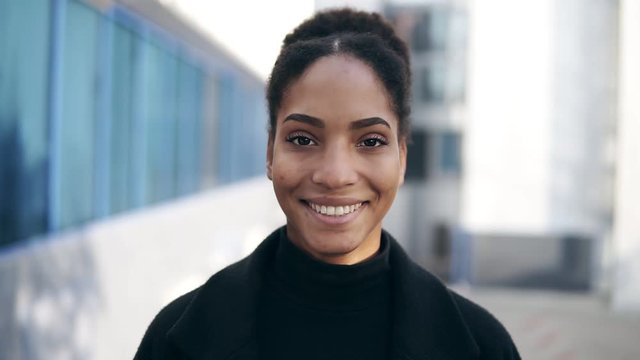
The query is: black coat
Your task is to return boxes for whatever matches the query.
[135,228,520,360]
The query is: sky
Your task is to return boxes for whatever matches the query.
[163,0,316,79]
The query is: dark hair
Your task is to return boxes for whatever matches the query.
[266,8,412,139]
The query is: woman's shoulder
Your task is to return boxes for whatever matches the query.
[133,233,279,359]
[448,290,521,359]
[134,287,199,359]
[384,230,520,359]
[134,260,254,359]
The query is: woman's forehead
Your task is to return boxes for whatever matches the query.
[278,56,396,125]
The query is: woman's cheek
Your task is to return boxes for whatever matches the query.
[371,153,402,183]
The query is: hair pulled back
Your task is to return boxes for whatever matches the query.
[267,8,412,139]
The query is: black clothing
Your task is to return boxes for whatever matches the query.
[134,227,520,360]
[257,230,392,360]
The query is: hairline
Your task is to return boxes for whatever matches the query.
[269,52,405,141]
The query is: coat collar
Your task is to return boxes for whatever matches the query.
[168,228,479,360]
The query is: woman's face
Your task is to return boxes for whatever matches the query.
[267,55,406,265]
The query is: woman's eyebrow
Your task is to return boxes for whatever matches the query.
[350,117,390,130]
[284,113,324,128]
[283,114,390,130]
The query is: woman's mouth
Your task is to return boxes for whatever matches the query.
[307,201,363,216]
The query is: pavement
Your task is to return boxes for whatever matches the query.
[455,287,640,360]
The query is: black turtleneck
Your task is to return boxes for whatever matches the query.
[257,228,392,360]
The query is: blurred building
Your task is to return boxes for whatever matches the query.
[0,0,267,249]
[462,0,618,291]
[384,1,468,280]
[613,0,640,312]
[316,0,640,310]
[0,0,276,358]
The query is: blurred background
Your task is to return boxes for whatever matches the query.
[0,0,638,359]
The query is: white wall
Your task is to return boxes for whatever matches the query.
[0,178,285,360]
[463,0,618,237]
[547,0,618,236]
[612,0,640,312]
[462,0,553,234]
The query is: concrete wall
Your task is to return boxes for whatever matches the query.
[0,178,285,360]
[462,0,554,234]
[548,0,618,236]
[612,0,640,312]
[461,0,617,236]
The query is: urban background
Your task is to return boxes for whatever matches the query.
[0,0,639,359]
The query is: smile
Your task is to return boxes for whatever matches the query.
[307,202,363,216]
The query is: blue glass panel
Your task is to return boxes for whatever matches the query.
[216,75,267,183]
[249,90,268,177]
[109,22,136,214]
[141,39,178,204]
[439,132,461,173]
[176,60,204,196]
[0,0,51,245]
[57,0,99,228]
[216,74,235,184]
[199,74,219,189]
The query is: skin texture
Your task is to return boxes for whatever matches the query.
[267,55,407,265]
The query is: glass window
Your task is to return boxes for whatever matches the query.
[405,129,429,181]
[448,60,466,103]
[411,12,432,52]
[0,0,51,245]
[411,8,448,52]
[200,74,219,189]
[216,74,235,184]
[141,39,178,204]
[429,8,449,51]
[439,132,461,174]
[417,64,446,103]
[247,90,268,177]
[57,0,100,229]
[176,60,204,196]
[109,23,136,214]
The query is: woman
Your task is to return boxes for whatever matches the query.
[135,8,520,360]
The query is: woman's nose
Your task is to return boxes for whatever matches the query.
[311,145,358,189]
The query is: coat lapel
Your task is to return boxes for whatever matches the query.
[165,228,479,360]
[387,232,480,360]
[166,230,281,360]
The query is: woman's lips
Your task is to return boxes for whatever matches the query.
[307,202,363,216]
[301,199,367,225]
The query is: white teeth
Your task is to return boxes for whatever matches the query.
[308,202,363,216]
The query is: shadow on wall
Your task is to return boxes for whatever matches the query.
[0,120,48,248]
[0,230,100,359]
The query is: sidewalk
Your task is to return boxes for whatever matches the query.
[456,287,640,360]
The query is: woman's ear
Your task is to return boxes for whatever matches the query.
[266,131,274,180]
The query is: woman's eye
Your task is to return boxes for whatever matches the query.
[358,137,387,148]
[287,135,315,146]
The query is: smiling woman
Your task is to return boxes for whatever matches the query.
[268,55,406,265]
[135,8,520,360]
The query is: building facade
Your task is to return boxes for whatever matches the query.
[0,0,275,358]
[0,0,268,249]
[316,0,639,307]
